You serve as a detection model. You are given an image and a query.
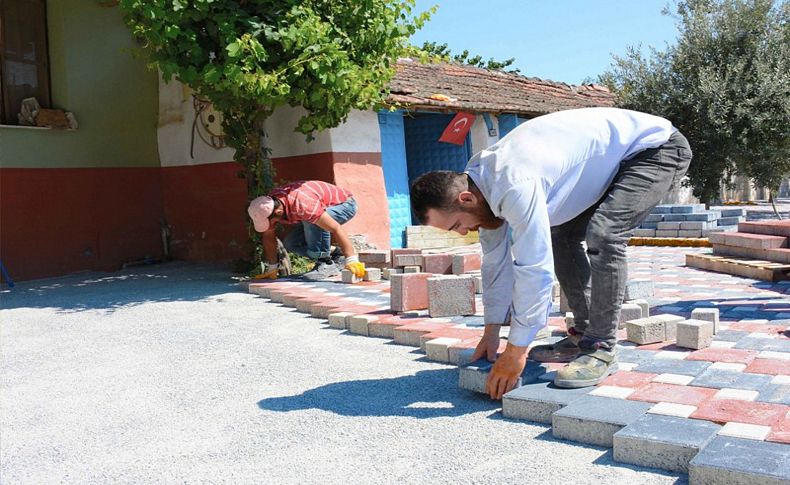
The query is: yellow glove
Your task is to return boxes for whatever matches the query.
[254,263,279,280]
[344,256,366,278]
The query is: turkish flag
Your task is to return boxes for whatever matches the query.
[438,112,475,145]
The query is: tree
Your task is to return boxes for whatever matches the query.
[119,0,430,269]
[419,41,520,73]
[599,0,789,205]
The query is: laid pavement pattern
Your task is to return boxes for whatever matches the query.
[249,246,790,483]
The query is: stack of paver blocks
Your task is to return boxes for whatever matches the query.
[625,308,719,350]
[687,220,790,281]
[634,204,744,238]
[405,225,479,249]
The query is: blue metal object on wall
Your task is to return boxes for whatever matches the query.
[497,113,520,139]
[378,110,412,249]
[404,112,472,185]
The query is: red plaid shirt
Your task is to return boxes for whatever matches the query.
[270,180,352,224]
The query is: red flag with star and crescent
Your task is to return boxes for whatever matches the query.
[438,112,475,145]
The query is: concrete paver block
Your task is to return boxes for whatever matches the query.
[635,358,712,377]
[363,268,382,282]
[327,312,353,330]
[403,265,421,273]
[452,253,482,274]
[718,422,772,440]
[626,314,684,344]
[382,268,402,280]
[624,279,655,300]
[689,436,790,485]
[677,319,714,349]
[447,345,476,366]
[422,254,454,274]
[358,250,390,264]
[613,414,720,473]
[348,315,378,336]
[690,369,774,392]
[390,273,432,312]
[459,359,546,394]
[394,254,424,267]
[618,303,644,329]
[427,275,476,317]
[424,337,462,363]
[631,299,650,318]
[473,275,482,294]
[341,269,361,284]
[691,308,720,334]
[502,381,591,423]
[551,395,652,447]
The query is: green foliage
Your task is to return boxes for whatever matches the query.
[599,0,789,203]
[419,41,519,73]
[119,0,430,267]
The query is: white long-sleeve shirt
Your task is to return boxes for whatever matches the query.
[465,107,676,346]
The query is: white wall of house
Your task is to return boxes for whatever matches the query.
[329,110,382,153]
[470,115,499,155]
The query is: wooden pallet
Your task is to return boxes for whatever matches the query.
[686,252,790,281]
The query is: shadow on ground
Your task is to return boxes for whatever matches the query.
[0,262,243,313]
[258,368,498,418]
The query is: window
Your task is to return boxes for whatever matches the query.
[0,0,50,124]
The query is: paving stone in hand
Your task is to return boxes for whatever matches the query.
[613,414,721,474]
[458,359,547,394]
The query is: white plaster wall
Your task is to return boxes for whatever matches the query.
[470,115,499,156]
[264,105,333,158]
[329,110,382,153]
[157,79,236,167]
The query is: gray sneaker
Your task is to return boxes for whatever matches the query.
[301,260,340,281]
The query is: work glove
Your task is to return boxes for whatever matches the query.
[344,255,366,278]
[255,263,279,280]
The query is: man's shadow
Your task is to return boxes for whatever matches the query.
[258,368,498,419]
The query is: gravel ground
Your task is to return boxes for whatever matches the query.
[1,262,683,485]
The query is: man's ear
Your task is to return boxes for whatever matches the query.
[457,190,477,207]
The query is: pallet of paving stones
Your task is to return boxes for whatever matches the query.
[686,252,790,282]
[634,204,743,238]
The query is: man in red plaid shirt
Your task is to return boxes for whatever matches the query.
[248,180,366,281]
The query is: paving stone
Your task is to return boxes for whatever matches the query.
[635,358,712,377]
[403,265,421,273]
[459,359,546,394]
[390,273,432,312]
[327,312,353,330]
[427,275,476,317]
[590,385,635,399]
[601,371,657,388]
[393,254,424,267]
[502,381,591,423]
[651,373,695,385]
[718,421,772,440]
[363,268,382,282]
[677,319,714,350]
[647,402,698,418]
[341,269,361,284]
[348,315,378,336]
[421,254,454,274]
[691,398,787,426]
[768,414,790,444]
[392,320,453,347]
[714,388,760,401]
[656,229,678,237]
[686,347,758,364]
[424,337,463,363]
[358,250,390,264]
[629,383,718,406]
[734,337,790,353]
[624,279,656,300]
[613,414,720,473]
[633,228,656,237]
[679,229,703,238]
[691,308,720,334]
[689,436,790,485]
[618,303,644,329]
[382,267,402,280]
[626,314,684,344]
[452,253,482,274]
[551,395,652,447]
[631,299,650,318]
[447,344,477,365]
[714,329,749,342]
[691,369,774,391]
[758,384,790,405]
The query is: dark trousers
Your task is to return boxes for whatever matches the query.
[550,131,693,348]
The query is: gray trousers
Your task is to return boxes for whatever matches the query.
[550,131,693,349]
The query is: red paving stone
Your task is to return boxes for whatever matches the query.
[629,383,718,406]
[601,371,657,388]
[767,414,790,444]
[744,358,790,375]
[726,322,789,334]
[686,348,759,364]
[691,399,788,426]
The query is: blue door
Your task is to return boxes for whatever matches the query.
[378,110,412,249]
[404,112,472,184]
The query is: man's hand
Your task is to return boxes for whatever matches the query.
[344,255,366,278]
[486,343,528,400]
[470,324,502,362]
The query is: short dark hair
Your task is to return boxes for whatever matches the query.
[410,171,469,224]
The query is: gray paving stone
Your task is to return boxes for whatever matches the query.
[502,381,591,423]
[714,330,749,342]
[757,383,790,405]
[634,358,712,377]
[458,359,546,394]
[734,336,790,352]
[690,369,774,391]
[551,396,652,447]
[616,348,658,365]
[689,436,790,485]
[676,319,714,349]
[613,414,720,473]
[624,279,655,300]
[691,308,720,334]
